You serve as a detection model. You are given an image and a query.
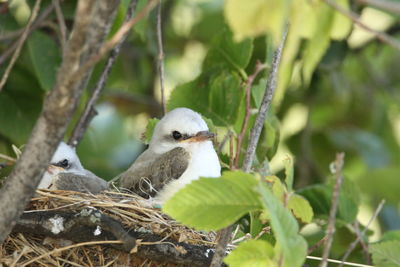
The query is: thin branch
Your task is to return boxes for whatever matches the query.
[156,0,166,115]
[356,0,400,15]
[68,0,158,88]
[353,222,372,265]
[323,0,400,51]
[0,0,42,92]
[52,0,68,54]
[308,235,328,254]
[242,25,289,173]
[68,0,139,147]
[234,61,267,168]
[319,152,345,267]
[0,3,54,64]
[340,199,385,266]
[307,256,374,267]
[0,153,16,162]
[210,25,289,267]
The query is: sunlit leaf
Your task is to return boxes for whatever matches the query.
[225,240,276,267]
[284,155,294,192]
[257,183,307,267]
[370,241,400,267]
[9,0,31,25]
[142,118,159,144]
[288,194,313,223]
[163,171,262,230]
[330,0,352,40]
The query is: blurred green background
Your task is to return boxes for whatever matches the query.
[1,0,400,265]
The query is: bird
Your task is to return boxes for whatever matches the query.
[38,142,109,194]
[119,107,221,203]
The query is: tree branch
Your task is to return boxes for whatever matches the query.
[52,0,68,54]
[320,152,345,267]
[0,0,120,244]
[210,25,289,267]
[356,0,400,15]
[324,0,400,51]
[156,0,167,115]
[68,0,139,147]
[0,0,42,92]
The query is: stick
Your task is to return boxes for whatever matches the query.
[156,0,167,115]
[324,0,400,51]
[319,152,345,267]
[0,0,42,92]
[340,199,385,266]
[68,0,139,147]
[356,0,400,15]
[210,25,289,267]
[52,0,68,54]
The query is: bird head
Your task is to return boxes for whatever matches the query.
[47,142,85,175]
[150,108,215,154]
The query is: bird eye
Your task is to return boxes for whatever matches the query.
[172,131,182,140]
[58,159,70,168]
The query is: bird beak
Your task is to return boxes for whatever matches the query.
[47,165,65,175]
[182,131,215,143]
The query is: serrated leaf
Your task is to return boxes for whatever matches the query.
[27,31,61,91]
[224,240,276,267]
[163,171,262,230]
[142,118,159,144]
[257,183,307,267]
[224,0,287,43]
[269,176,286,201]
[288,194,313,223]
[284,155,294,192]
[370,241,400,267]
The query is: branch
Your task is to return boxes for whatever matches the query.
[0,0,120,244]
[68,0,139,147]
[11,210,216,266]
[234,61,267,168]
[210,25,289,267]
[340,199,385,266]
[356,0,400,15]
[323,0,400,51]
[320,152,345,267]
[0,0,42,92]
[52,0,68,53]
[156,0,167,115]
[242,25,289,173]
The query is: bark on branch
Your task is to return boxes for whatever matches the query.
[0,0,120,244]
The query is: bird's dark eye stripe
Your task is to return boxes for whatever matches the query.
[54,159,69,168]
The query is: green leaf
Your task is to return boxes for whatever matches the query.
[284,156,294,192]
[209,71,243,125]
[370,241,400,267]
[204,27,253,72]
[330,0,352,40]
[224,0,288,44]
[288,194,313,223]
[142,118,159,144]
[224,240,277,267]
[257,183,307,267]
[27,31,61,91]
[9,0,31,25]
[163,171,262,230]
[301,3,334,85]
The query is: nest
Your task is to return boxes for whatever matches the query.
[0,190,217,266]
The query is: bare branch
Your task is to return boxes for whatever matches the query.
[68,0,139,147]
[356,0,400,15]
[156,0,167,115]
[340,199,385,266]
[0,0,120,244]
[210,25,289,267]
[234,61,267,168]
[0,0,42,92]
[52,0,68,53]
[242,25,289,173]
[320,152,345,267]
[324,0,400,51]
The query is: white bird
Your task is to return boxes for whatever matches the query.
[38,142,108,193]
[120,107,221,203]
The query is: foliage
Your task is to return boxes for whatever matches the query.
[1,0,400,266]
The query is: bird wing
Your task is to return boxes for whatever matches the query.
[119,147,189,198]
[53,173,109,194]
